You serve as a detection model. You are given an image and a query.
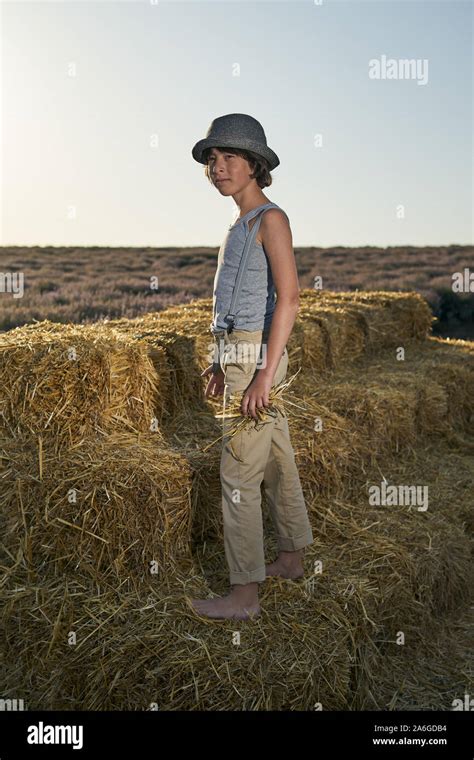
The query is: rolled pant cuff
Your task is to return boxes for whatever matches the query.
[277,528,314,552]
[229,566,266,585]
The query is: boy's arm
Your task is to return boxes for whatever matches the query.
[259,210,300,380]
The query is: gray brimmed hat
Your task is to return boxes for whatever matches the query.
[192,113,280,171]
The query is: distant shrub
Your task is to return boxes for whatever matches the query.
[435,288,474,323]
[38,280,58,294]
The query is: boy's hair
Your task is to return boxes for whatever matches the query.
[202,146,273,188]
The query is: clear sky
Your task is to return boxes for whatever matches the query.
[1,0,472,248]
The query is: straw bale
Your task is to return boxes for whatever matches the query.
[0,321,161,448]
[297,306,367,372]
[352,604,474,710]
[3,484,465,712]
[0,569,353,710]
[4,486,462,712]
[100,321,216,421]
[300,289,434,347]
[1,432,194,588]
[305,499,472,621]
[294,335,474,443]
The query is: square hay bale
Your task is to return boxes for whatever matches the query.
[0,571,353,710]
[297,307,367,372]
[297,497,473,661]
[275,384,417,505]
[0,321,162,448]
[102,322,213,423]
[1,432,195,588]
[295,333,474,449]
[300,289,434,348]
[352,603,474,710]
[186,447,222,543]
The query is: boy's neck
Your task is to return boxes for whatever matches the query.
[234,191,271,219]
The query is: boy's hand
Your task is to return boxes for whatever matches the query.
[241,371,274,420]
[201,364,225,398]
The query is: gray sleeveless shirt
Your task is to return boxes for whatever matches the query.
[210,202,289,335]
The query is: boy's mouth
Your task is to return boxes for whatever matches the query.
[216,179,229,184]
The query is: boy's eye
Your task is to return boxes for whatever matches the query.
[208,153,233,161]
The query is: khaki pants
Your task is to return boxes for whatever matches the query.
[213,328,314,585]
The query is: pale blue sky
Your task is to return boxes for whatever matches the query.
[2,0,472,247]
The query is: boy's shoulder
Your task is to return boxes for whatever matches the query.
[248,206,289,243]
[260,205,290,227]
[255,206,291,248]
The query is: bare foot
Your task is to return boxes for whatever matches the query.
[189,585,261,621]
[265,550,304,580]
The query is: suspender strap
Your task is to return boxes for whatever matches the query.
[224,208,267,334]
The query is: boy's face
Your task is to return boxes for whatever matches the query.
[207,148,254,194]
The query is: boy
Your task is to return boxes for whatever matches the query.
[190,113,314,620]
